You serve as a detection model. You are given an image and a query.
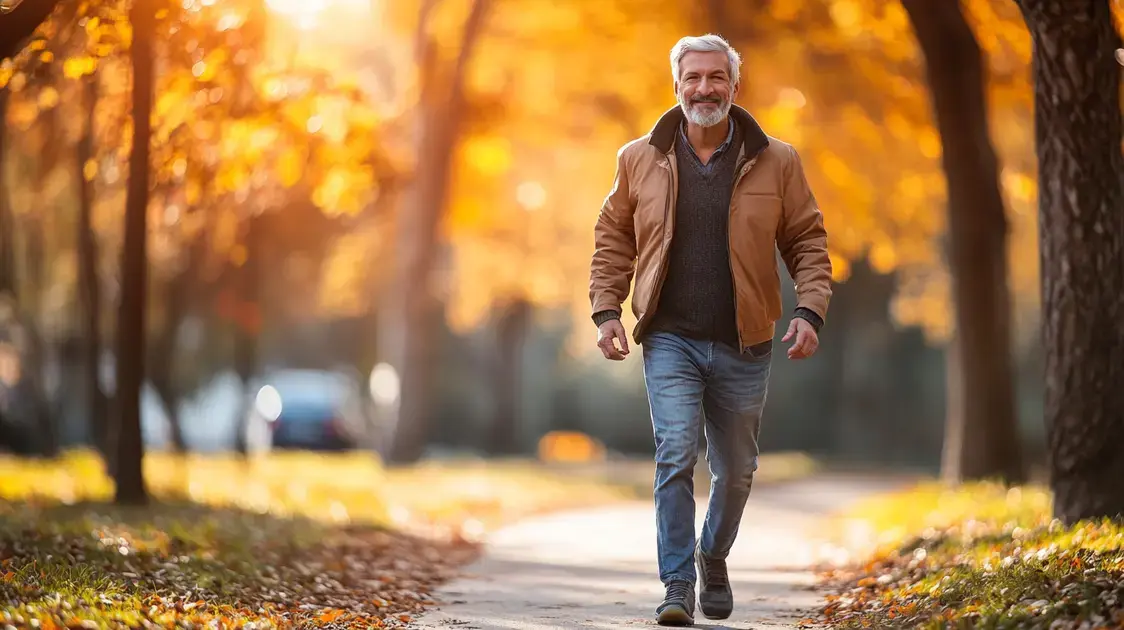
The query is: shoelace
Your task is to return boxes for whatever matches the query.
[666,580,693,602]
[704,557,729,588]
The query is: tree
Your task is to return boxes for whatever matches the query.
[0,0,63,60]
[112,0,154,505]
[1015,0,1124,523]
[381,0,492,464]
[76,62,109,458]
[901,0,1023,484]
[488,296,529,455]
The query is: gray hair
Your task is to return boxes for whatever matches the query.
[669,34,742,86]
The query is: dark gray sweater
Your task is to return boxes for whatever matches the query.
[645,120,742,348]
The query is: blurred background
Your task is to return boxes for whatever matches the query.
[0,0,1048,478]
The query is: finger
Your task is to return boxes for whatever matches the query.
[616,331,630,355]
[789,332,810,359]
[781,320,798,342]
[599,337,624,360]
[796,330,814,354]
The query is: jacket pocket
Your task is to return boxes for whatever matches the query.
[745,339,773,360]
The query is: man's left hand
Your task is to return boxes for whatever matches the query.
[781,317,819,360]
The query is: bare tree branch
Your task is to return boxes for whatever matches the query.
[0,0,64,60]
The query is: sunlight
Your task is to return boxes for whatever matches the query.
[265,0,328,29]
[264,0,371,30]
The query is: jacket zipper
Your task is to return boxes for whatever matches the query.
[729,151,763,353]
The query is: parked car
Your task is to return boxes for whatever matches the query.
[243,368,371,452]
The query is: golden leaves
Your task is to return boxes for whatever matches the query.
[82,159,98,182]
[461,134,512,177]
[316,231,373,317]
[276,146,305,188]
[62,56,97,78]
[36,86,59,109]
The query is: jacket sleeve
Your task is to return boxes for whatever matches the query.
[777,144,832,323]
[589,144,638,320]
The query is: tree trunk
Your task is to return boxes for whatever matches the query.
[902,0,1024,484]
[112,0,154,506]
[76,74,110,455]
[0,0,63,60]
[488,297,529,455]
[232,215,261,456]
[149,277,187,453]
[383,0,491,464]
[21,220,57,458]
[1017,0,1124,523]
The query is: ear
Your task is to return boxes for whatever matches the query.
[673,80,680,97]
[732,80,741,101]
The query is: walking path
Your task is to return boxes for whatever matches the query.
[413,473,914,629]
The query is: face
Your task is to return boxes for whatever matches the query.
[675,50,739,127]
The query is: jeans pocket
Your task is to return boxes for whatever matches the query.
[745,339,773,360]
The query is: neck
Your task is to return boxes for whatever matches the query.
[685,116,730,153]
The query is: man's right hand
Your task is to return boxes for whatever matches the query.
[596,318,630,361]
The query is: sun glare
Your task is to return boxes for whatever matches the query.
[265,0,327,29]
[264,0,370,30]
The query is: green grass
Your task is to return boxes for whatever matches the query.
[817,482,1124,629]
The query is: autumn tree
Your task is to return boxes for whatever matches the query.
[380,0,492,464]
[901,0,1023,485]
[1015,0,1124,523]
[112,0,155,504]
[76,69,110,454]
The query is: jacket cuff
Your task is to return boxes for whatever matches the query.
[794,307,824,332]
[592,310,622,327]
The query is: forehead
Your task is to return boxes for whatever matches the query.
[678,50,731,78]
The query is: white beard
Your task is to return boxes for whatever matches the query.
[678,93,731,127]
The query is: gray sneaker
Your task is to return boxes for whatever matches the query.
[656,579,695,626]
[696,544,733,619]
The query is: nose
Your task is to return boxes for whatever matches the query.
[696,78,714,95]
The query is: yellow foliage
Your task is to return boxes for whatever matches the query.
[62,55,97,79]
[316,231,372,317]
[461,134,512,177]
[82,159,98,182]
[276,146,306,188]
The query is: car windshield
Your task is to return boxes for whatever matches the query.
[259,371,351,415]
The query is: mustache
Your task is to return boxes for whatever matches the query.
[689,95,723,104]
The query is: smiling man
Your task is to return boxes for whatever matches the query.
[587,34,832,626]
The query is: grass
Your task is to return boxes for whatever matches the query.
[815,481,1124,629]
[0,451,486,628]
[0,448,818,628]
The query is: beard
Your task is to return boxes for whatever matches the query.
[678,92,731,127]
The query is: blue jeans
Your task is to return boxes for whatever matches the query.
[641,331,772,585]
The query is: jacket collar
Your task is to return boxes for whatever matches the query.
[648,103,769,158]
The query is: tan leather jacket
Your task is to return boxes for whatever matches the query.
[589,105,832,350]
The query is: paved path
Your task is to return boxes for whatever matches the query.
[413,474,914,629]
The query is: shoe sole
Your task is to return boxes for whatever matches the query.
[701,607,732,620]
[656,606,694,626]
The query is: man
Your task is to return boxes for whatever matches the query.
[587,34,832,626]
